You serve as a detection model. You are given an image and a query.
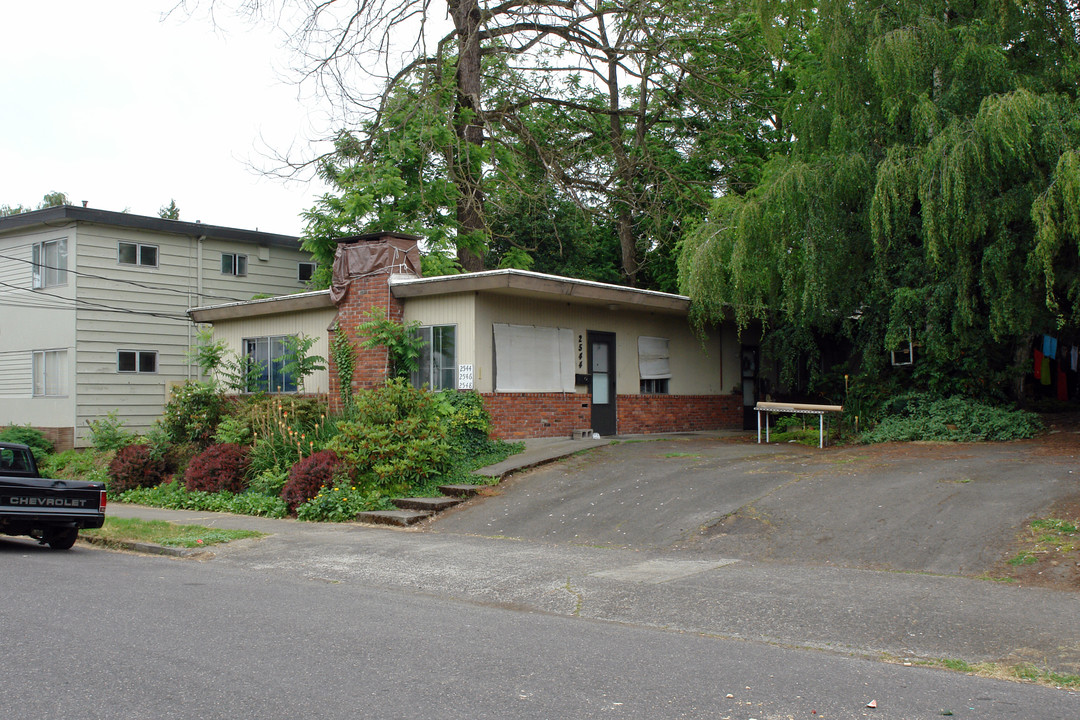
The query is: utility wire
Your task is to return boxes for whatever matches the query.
[0,280,191,322]
[0,251,274,305]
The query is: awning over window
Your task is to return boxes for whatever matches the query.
[638,336,671,379]
[493,323,575,392]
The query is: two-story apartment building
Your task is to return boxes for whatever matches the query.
[0,205,315,449]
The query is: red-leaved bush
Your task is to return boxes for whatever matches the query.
[281,450,341,512]
[184,443,250,494]
[108,444,167,493]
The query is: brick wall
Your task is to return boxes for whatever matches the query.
[616,394,742,434]
[34,426,75,453]
[482,393,592,439]
[483,392,743,439]
[327,272,404,414]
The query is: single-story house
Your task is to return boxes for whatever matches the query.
[189,232,755,438]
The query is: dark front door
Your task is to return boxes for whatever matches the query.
[741,345,759,430]
[589,331,617,436]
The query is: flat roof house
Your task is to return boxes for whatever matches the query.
[0,206,316,448]
[190,232,746,438]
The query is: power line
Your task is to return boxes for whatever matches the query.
[0,281,192,322]
[0,251,267,305]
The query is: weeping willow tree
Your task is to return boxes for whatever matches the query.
[680,0,1080,400]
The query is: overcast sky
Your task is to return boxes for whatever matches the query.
[1,1,336,237]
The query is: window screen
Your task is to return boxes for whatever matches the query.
[637,336,671,379]
[493,324,575,392]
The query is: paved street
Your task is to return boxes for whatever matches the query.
[2,537,1078,719]
[4,434,1080,718]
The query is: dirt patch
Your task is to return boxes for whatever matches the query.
[989,499,1080,591]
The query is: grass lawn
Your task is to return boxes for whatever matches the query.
[82,517,264,549]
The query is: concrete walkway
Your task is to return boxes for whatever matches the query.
[472,430,745,479]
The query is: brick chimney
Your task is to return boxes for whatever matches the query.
[326,232,422,411]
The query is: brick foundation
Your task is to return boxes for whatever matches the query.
[482,393,592,439]
[483,392,743,439]
[32,426,75,453]
[616,394,742,434]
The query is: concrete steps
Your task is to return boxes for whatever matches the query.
[355,491,478,527]
[438,483,486,498]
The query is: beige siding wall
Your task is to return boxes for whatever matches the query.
[71,224,312,444]
[470,293,726,395]
[401,293,477,386]
[0,224,78,428]
[209,307,337,394]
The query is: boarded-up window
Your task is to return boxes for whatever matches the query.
[637,336,671,379]
[493,324,575,392]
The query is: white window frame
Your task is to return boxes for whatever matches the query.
[118,241,159,268]
[638,336,671,394]
[31,238,68,289]
[32,349,67,397]
[221,253,248,277]
[298,261,316,283]
[242,335,297,393]
[117,350,158,374]
[411,325,457,391]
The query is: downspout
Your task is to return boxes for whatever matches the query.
[187,234,206,381]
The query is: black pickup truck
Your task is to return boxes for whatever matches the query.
[0,442,106,549]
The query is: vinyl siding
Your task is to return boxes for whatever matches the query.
[70,224,312,443]
[0,224,78,427]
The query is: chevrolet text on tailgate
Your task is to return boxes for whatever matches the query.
[0,442,106,549]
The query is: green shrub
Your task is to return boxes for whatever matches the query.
[117,480,288,518]
[184,443,250,494]
[248,467,289,497]
[108,444,168,493]
[329,379,451,492]
[212,415,253,445]
[0,424,53,461]
[39,448,113,483]
[862,393,1043,443]
[86,411,136,452]
[436,389,491,436]
[296,484,392,522]
[161,381,227,447]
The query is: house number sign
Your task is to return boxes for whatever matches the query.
[577,334,584,370]
[458,364,474,390]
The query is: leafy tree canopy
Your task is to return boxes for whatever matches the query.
[679,0,1080,399]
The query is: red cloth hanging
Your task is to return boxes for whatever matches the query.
[1034,350,1044,379]
[1058,367,1069,401]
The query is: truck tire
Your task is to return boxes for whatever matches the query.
[45,528,78,550]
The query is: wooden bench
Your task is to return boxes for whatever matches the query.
[754,401,844,449]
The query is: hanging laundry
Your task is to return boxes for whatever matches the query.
[1072,345,1078,372]
[1058,367,1069,402]
[1041,356,1052,385]
[1034,349,1044,379]
[1043,335,1058,358]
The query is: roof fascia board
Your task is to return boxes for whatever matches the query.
[391,269,690,313]
[0,205,300,249]
[189,290,334,322]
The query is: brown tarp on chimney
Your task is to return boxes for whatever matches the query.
[330,235,422,304]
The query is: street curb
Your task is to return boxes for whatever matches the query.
[81,536,209,558]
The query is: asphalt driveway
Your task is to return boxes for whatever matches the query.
[431,433,1080,577]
